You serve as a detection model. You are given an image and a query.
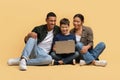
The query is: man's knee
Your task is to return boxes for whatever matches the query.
[45,55,52,64]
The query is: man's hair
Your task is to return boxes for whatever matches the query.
[46,12,56,19]
[73,14,84,22]
[60,18,70,26]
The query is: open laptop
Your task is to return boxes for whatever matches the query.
[55,40,75,54]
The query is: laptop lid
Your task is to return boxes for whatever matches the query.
[55,40,75,54]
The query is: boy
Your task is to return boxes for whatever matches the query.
[50,18,79,65]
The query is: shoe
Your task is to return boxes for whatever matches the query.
[73,59,76,65]
[79,60,86,66]
[50,59,54,66]
[19,59,27,71]
[94,60,107,67]
[7,58,20,66]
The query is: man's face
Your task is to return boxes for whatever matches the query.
[46,16,56,30]
[73,17,83,29]
[60,24,69,35]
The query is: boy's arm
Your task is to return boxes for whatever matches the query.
[52,44,56,52]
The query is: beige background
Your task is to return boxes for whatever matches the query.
[0,0,120,80]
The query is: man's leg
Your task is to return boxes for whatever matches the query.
[26,47,52,66]
[21,38,37,60]
[19,38,37,71]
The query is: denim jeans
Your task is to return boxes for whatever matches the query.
[76,42,106,64]
[50,51,79,64]
[21,38,52,66]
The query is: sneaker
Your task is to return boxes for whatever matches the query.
[7,58,20,66]
[94,60,107,67]
[79,60,86,66]
[50,59,54,66]
[19,59,27,71]
[73,59,76,65]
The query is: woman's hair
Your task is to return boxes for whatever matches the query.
[73,14,84,22]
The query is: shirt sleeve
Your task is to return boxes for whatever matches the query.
[31,27,38,33]
[87,27,94,47]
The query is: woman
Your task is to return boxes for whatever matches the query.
[70,14,107,67]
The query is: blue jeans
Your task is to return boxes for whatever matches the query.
[21,38,52,66]
[50,51,79,64]
[76,42,106,64]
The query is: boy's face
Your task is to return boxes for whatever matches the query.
[60,24,69,35]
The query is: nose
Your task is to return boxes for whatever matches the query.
[73,22,77,25]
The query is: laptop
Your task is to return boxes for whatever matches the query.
[55,40,75,54]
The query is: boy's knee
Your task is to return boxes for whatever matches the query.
[75,51,80,57]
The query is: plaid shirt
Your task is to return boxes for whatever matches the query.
[70,26,93,50]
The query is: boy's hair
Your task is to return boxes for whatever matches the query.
[60,18,70,26]
[73,14,84,22]
[46,12,56,19]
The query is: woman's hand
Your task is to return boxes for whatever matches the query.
[80,45,91,54]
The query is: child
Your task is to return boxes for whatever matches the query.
[50,18,79,65]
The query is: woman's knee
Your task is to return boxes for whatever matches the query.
[76,42,83,50]
[98,42,106,49]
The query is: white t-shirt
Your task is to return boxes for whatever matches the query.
[76,35,81,43]
[38,30,54,54]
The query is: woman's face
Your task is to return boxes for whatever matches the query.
[73,17,83,29]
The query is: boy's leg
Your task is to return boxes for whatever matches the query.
[50,52,63,65]
[62,51,79,64]
[50,52,62,60]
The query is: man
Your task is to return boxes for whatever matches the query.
[8,12,60,71]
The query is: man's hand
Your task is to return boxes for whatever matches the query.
[28,32,37,39]
[24,32,37,43]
